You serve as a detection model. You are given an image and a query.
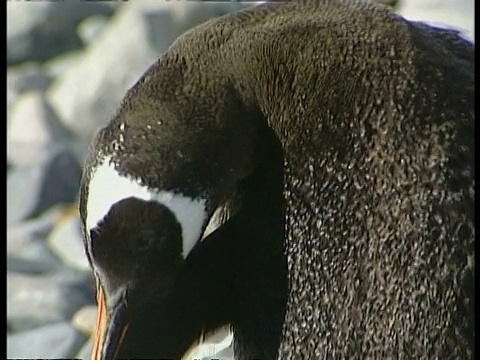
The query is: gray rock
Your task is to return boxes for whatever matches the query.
[47,1,249,139]
[7,0,116,65]
[7,211,65,274]
[7,63,53,110]
[7,91,70,142]
[7,322,87,359]
[72,305,97,336]
[7,205,64,245]
[46,2,168,139]
[43,50,84,80]
[7,255,62,275]
[6,140,64,172]
[7,270,95,332]
[397,0,474,39]
[7,224,41,254]
[7,221,64,274]
[7,148,82,225]
[48,214,90,272]
[68,138,92,168]
[77,15,110,45]
[76,337,93,360]
[8,137,90,172]
[7,91,74,167]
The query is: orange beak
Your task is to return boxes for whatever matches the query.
[91,285,129,360]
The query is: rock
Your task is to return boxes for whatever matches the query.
[7,0,116,65]
[7,270,95,332]
[46,2,168,139]
[47,1,249,139]
[7,91,71,143]
[7,209,66,275]
[7,224,41,255]
[7,207,61,253]
[48,212,90,272]
[72,305,97,336]
[77,15,110,45]
[68,138,92,167]
[7,255,62,276]
[7,322,87,359]
[6,141,64,173]
[43,50,84,80]
[397,0,474,39]
[76,337,93,360]
[7,63,53,110]
[7,91,74,167]
[7,148,82,225]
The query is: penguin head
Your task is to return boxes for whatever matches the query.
[78,44,264,359]
[82,155,219,360]
[89,197,184,304]
[80,97,260,358]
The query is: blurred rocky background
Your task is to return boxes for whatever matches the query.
[6,0,474,359]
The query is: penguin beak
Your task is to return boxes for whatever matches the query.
[92,285,129,360]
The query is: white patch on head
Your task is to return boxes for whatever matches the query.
[87,157,207,257]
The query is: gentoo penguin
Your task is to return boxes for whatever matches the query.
[79,1,474,359]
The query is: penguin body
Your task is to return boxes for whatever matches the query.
[80,1,474,359]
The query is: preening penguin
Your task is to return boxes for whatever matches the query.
[79,1,474,359]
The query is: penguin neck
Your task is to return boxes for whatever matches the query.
[229,120,287,360]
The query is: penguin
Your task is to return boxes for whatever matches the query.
[79,1,474,359]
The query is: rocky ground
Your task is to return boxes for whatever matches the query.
[6,1,473,359]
